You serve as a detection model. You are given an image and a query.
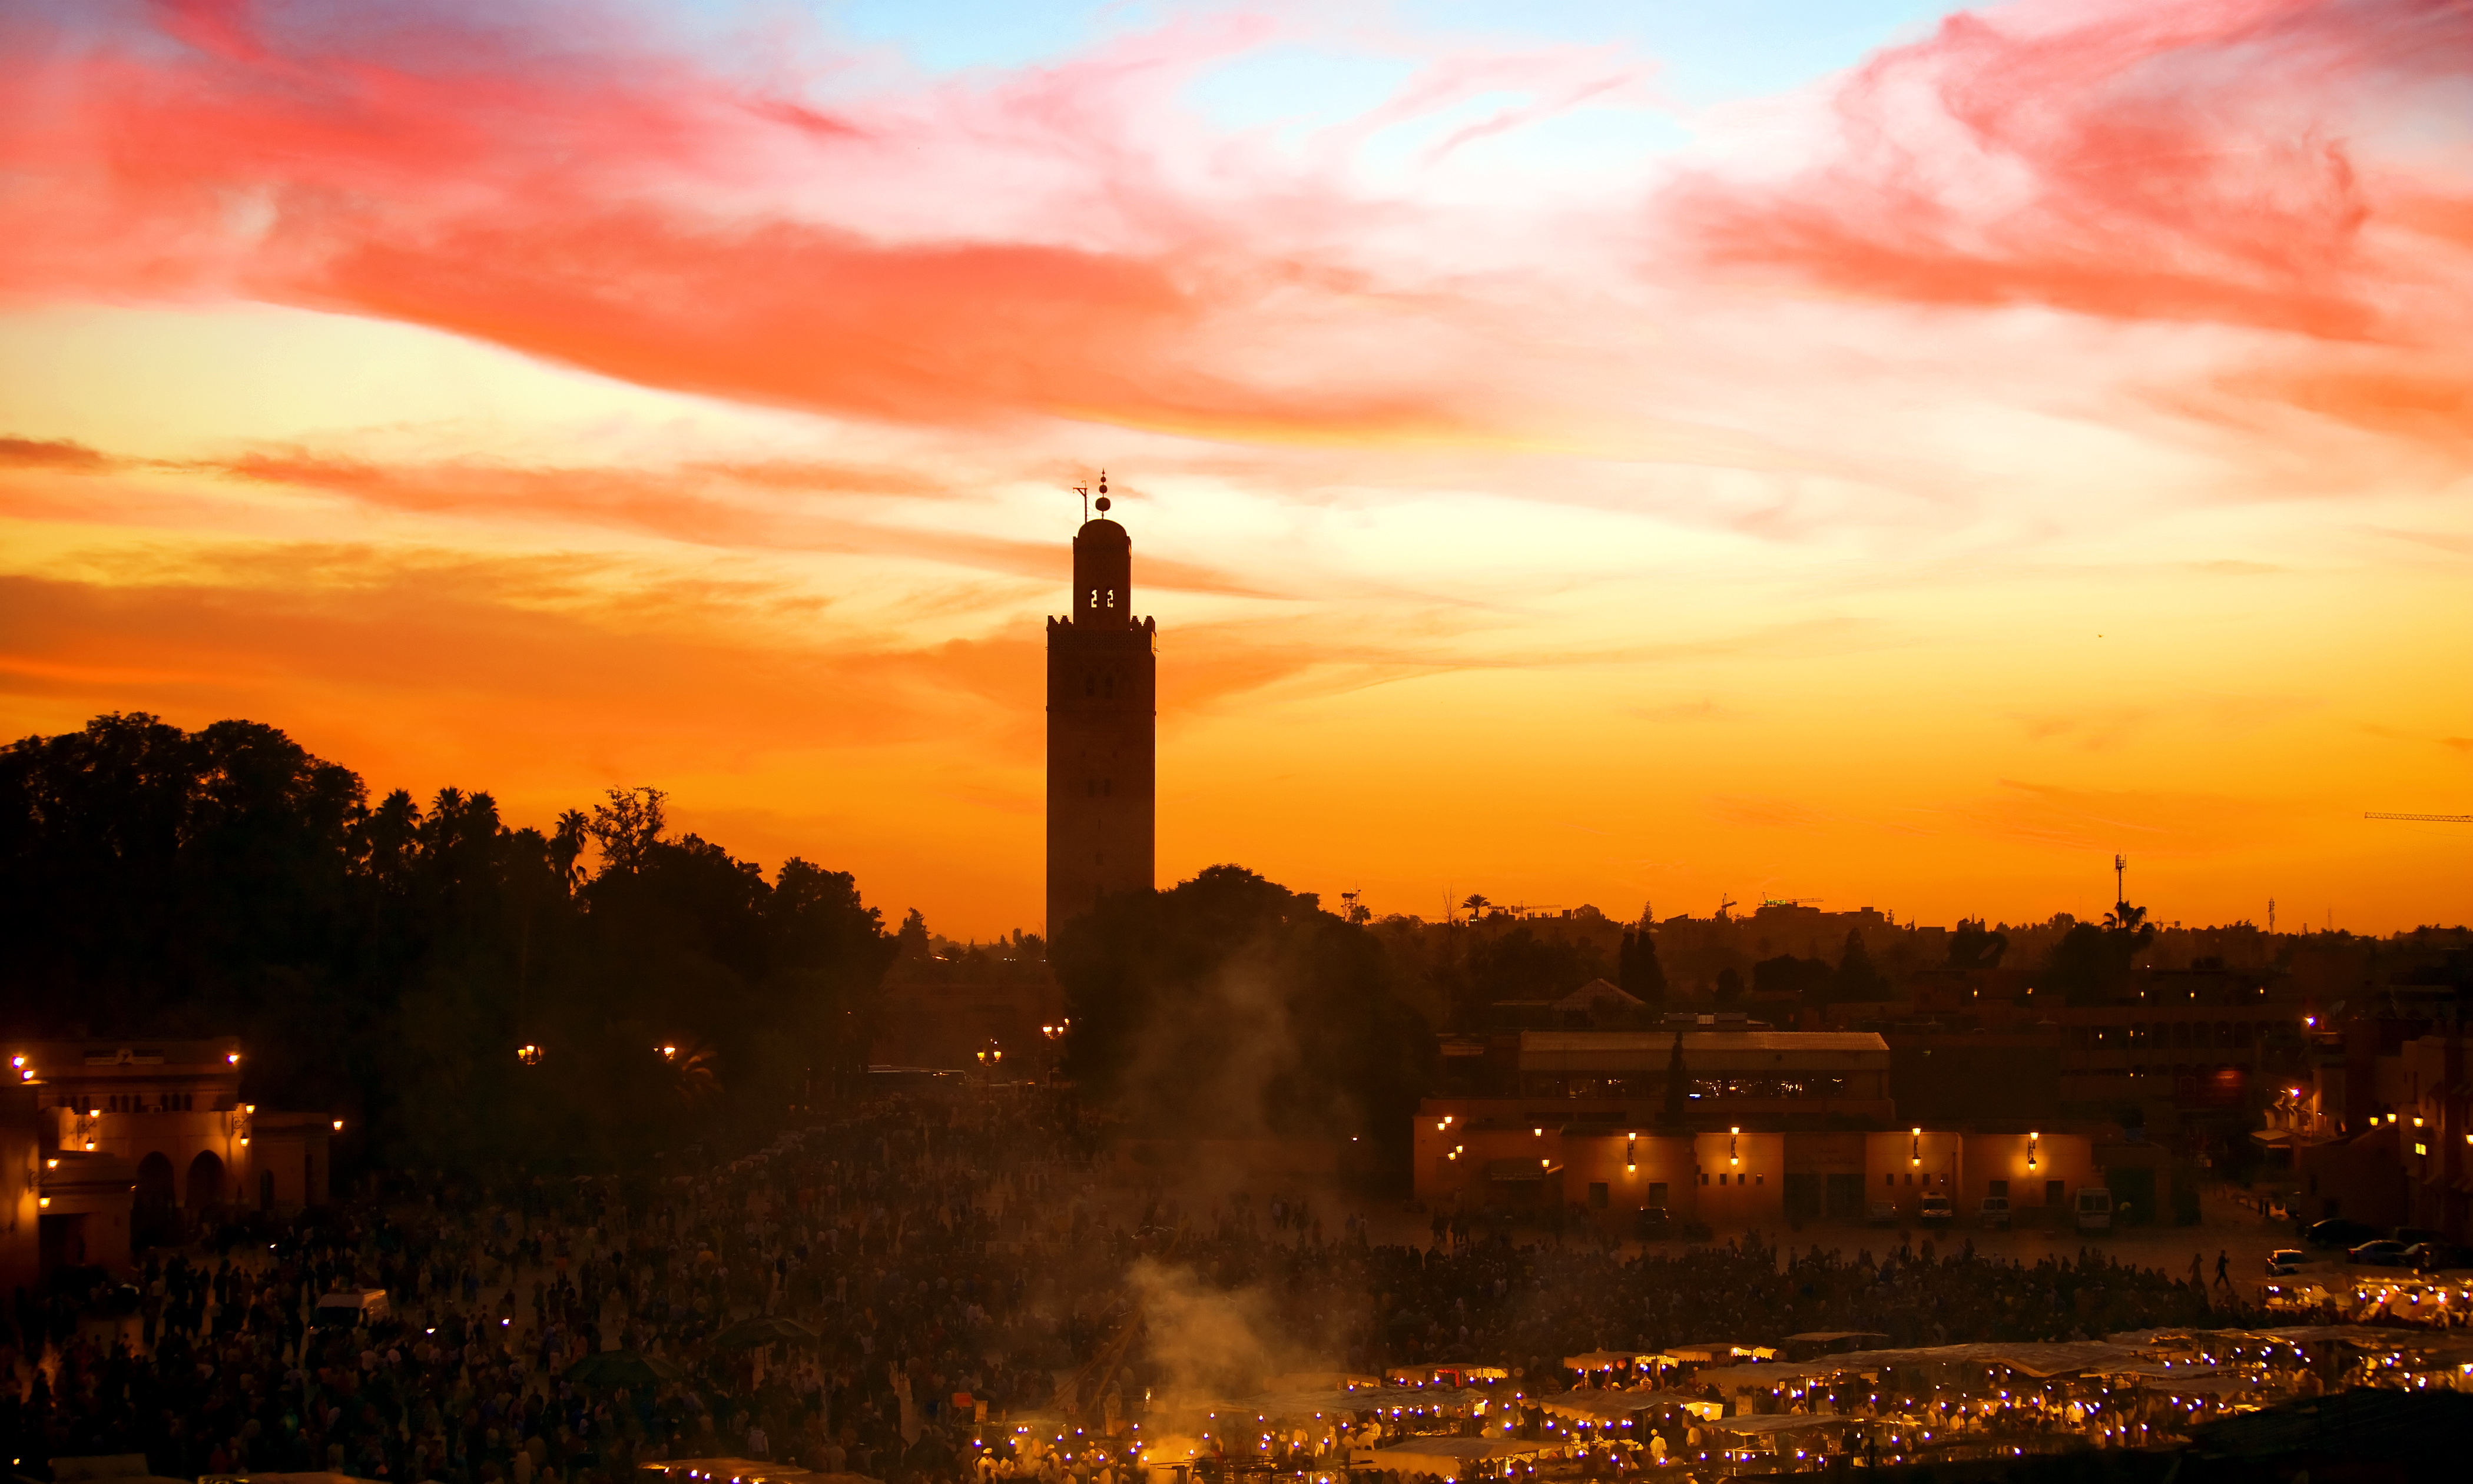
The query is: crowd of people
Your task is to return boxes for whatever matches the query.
[0,1090,2270,1484]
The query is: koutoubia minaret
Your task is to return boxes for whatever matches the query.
[1046,473,1156,934]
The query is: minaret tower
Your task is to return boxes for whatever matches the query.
[1046,473,1156,934]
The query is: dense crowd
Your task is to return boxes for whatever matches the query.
[0,1092,2260,1484]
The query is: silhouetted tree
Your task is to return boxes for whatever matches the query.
[1754,954,1835,1005]
[1661,1032,1689,1127]
[0,712,897,1173]
[2045,901,2156,1005]
[894,907,931,961]
[1713,967,1745,1004]
[1053,865,1434,1171]
[1835,929,1887,1002]
[1468,925,1599,1007]
[1619,929,1668,1003]
[1947,918,2008,970]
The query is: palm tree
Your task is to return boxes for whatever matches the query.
[551,809,589,891]
[1460,893,1491,921]
[658,1037,721,1108]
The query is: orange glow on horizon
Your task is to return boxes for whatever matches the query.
[0,0,2467,937]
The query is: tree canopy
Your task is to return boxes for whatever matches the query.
[0,712,897,1170]
[2043,901,2157,1005]
[1052,865,1434,1167]
[1948,918,2010,970]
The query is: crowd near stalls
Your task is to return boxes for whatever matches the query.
[2262,1268,2473,1327]
[2,1097,1101,1484]
[2,1093,2463,1484]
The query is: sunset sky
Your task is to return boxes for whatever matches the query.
[3,0,2468,938]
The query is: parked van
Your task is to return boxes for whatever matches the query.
[1978,1196,2011,1230]
[1918,1193,1954,1226]
[312,1289,391,1328]
[2074,1188,2114,1233]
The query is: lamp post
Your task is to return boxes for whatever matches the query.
[976,1040,1005,1108]
[1040,1020,1068,1090]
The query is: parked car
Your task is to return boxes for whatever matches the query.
[1978,1196,2011,1230]
[2402,1241,2472,1273]
[2265,1249,2309,1276]
[2393,1226,2449,1248]
[312,1288,392,1328]
[1919,1193,1954,1226]
[2074,1187,2114,1233]
[2302,1217,2379,1249]
[1867,1201,1897,1227]
[2347,1240,2411,1267]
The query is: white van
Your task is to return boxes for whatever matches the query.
[2074,1188,2113,1233]
[312,1288,391,1328]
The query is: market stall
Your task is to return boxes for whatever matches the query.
[1360,1437,1549,1483]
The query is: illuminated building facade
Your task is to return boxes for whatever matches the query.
[1,1037,329,1286]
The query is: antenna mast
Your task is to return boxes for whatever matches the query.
[2113,853,2127,904]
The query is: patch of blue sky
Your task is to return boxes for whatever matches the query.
[1172,46,1689,188]
[817,0,1136,74]
[1179,45,1422,138]
[803,0,1968,102]
[1389,0,1968,108]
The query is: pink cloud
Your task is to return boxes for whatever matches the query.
[1670,0,2473,344]
[0,0,2465,479]
[0,1,1531,441]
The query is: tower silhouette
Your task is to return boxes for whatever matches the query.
[1046,480,1156,934]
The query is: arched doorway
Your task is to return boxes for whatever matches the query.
[134,1151,177,1249]
[185,1150,225,1211]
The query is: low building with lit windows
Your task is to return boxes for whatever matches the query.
[1412,1029,2143,1230]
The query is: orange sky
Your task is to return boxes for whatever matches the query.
[2,0,2469,937]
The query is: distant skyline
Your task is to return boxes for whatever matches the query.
[2,0,2468,937]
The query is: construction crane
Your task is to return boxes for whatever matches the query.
[2365,812,2473,824]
